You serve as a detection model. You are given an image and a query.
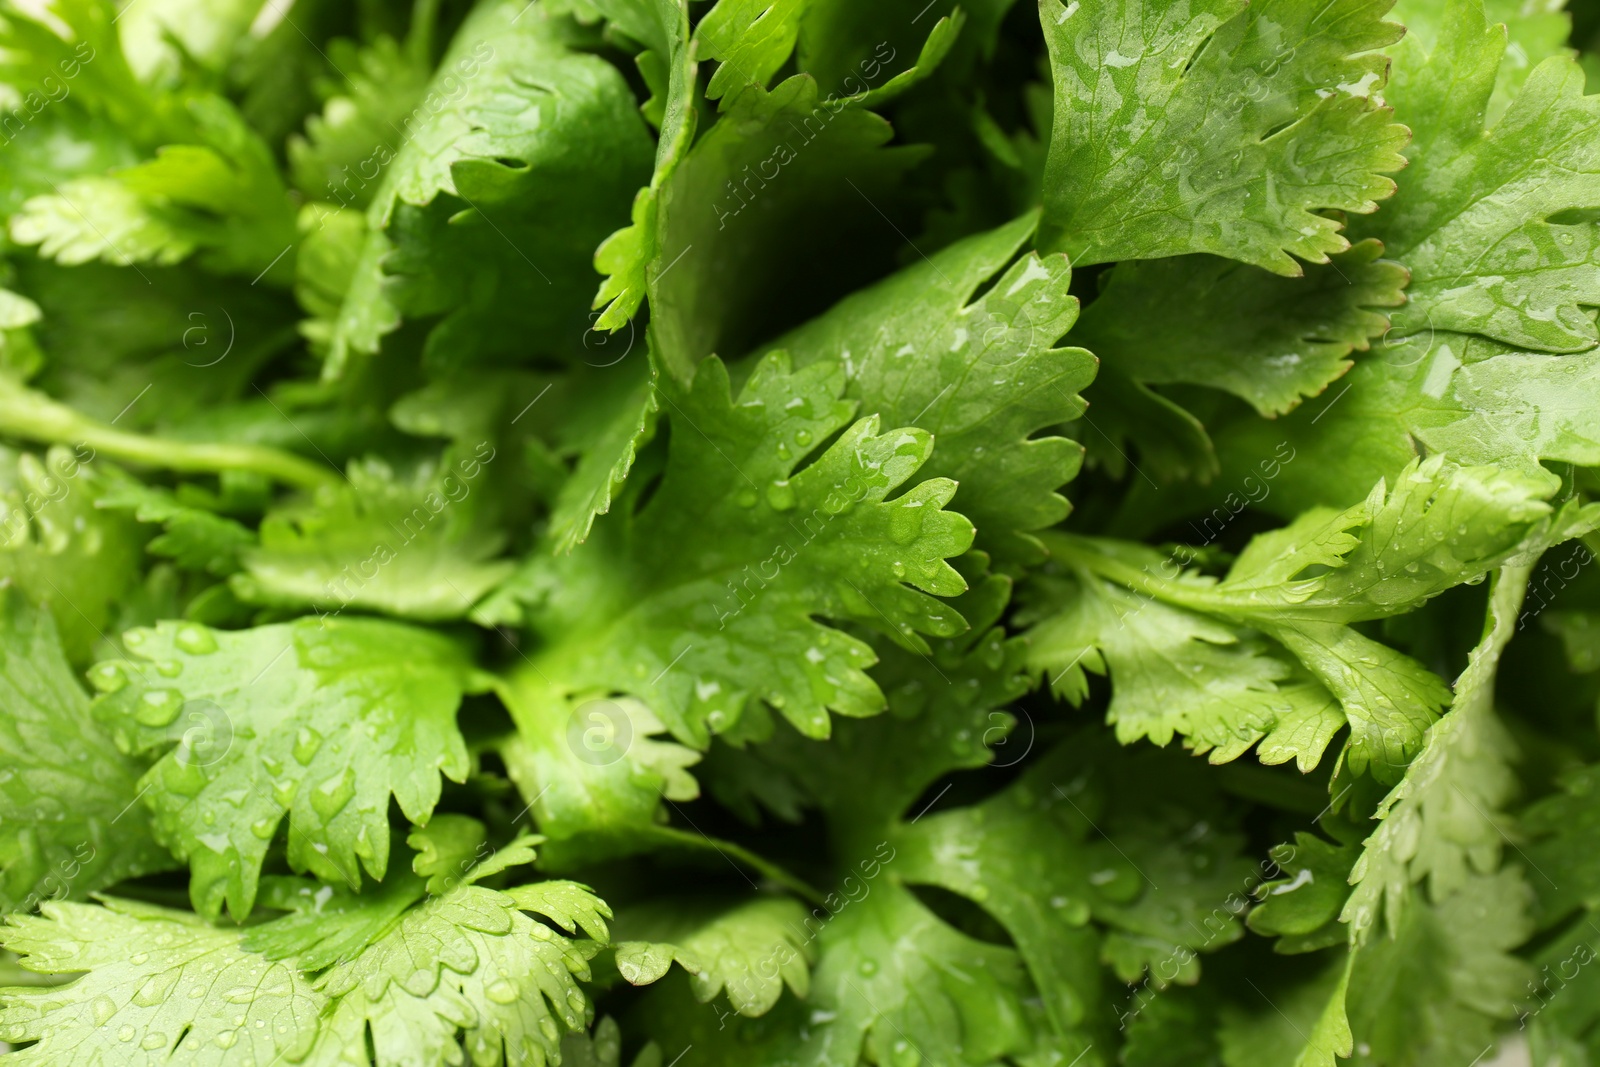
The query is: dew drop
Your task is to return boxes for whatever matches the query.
[766,480,796,511]
[310,766,356,820]
[292,727,322,765]
[174,625,218,655]
[889,503,925,545]
[88,663,128,693]
[135,688,184,728]
[892,1038,922,1067]
[133,970,179,1006]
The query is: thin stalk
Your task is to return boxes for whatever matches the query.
[0,379,339,490]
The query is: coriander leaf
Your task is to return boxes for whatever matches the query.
[1360,0,1600,351]
[0,0,183,155]
[1074,364,1220,485]
[115,0,268,85]
[890,740,1251,1032]
[714,571,1026,832]
[1391,0,1575,122]
[505,878,615,942]
[1342,562,1531,941]
[1216,956,1353,1067]
[0,896,323,1064]
[231,452,514,622]
[640,74,929,377]
[244,874,428,972]
[0,444,144,664]
[14,258,297,434]
[301,880,603,1067]
[1036,0,1408,273]
[0,589,171,914]
[770,213,1096,557]
[545,350,660,554]
[695,0,806,101]
[287,34,432,208]
[1020,564,1346,770]
[789,881,1038,1066]
[490,349,972,755]
[1184,330,1600,519]
[1525,762,1600,922]
[407,815,491,896]
[1345,872,1533,1066]
[88,616,482,919]
[96,480,255,576]
[797,0,1013,92]
[1073,241,1408,417]
[12,96,298,282]
[489,355,972,858]
[494,691,702,864]
[1517,919,1600,1066]
[324,0,654,376]
[688,601,1253,1063]
[589,0,697,331]
[1036,458,1589,776]
[1248,823,1364,953]
[559,1016,626,1067]
[611,895,813,1015]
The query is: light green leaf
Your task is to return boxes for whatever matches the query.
[287,34,433,208]
[0,589,171,914]
[611,896,812,1015]
[1343,563,1535,941]
[115,0,268,84]
[89,616,481,918]
[504,880,614,943]
[324,0,654,376]
[1362,0,1600,351]
[231,453,514,622]
[0,896,324,1064]
[96,480,255,576]
[486,349,974,796]
[1074,241,1408,417]
[0,445,144,664]
[1031,458,1581,776]
[11,97,297,281]
[770,213,1096,557]
[546,353,660,554]
[1037,0,1408,273]
[407,814,490,896]
[696,0,807,100]
[590,0,697,331]
[301,882,602,1067]
[1022,565,1346,770]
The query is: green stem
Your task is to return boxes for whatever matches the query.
[1046,531,1324,620]
[0,379,339,490]
[1045,532,1211,609]
[650,826,826,906]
